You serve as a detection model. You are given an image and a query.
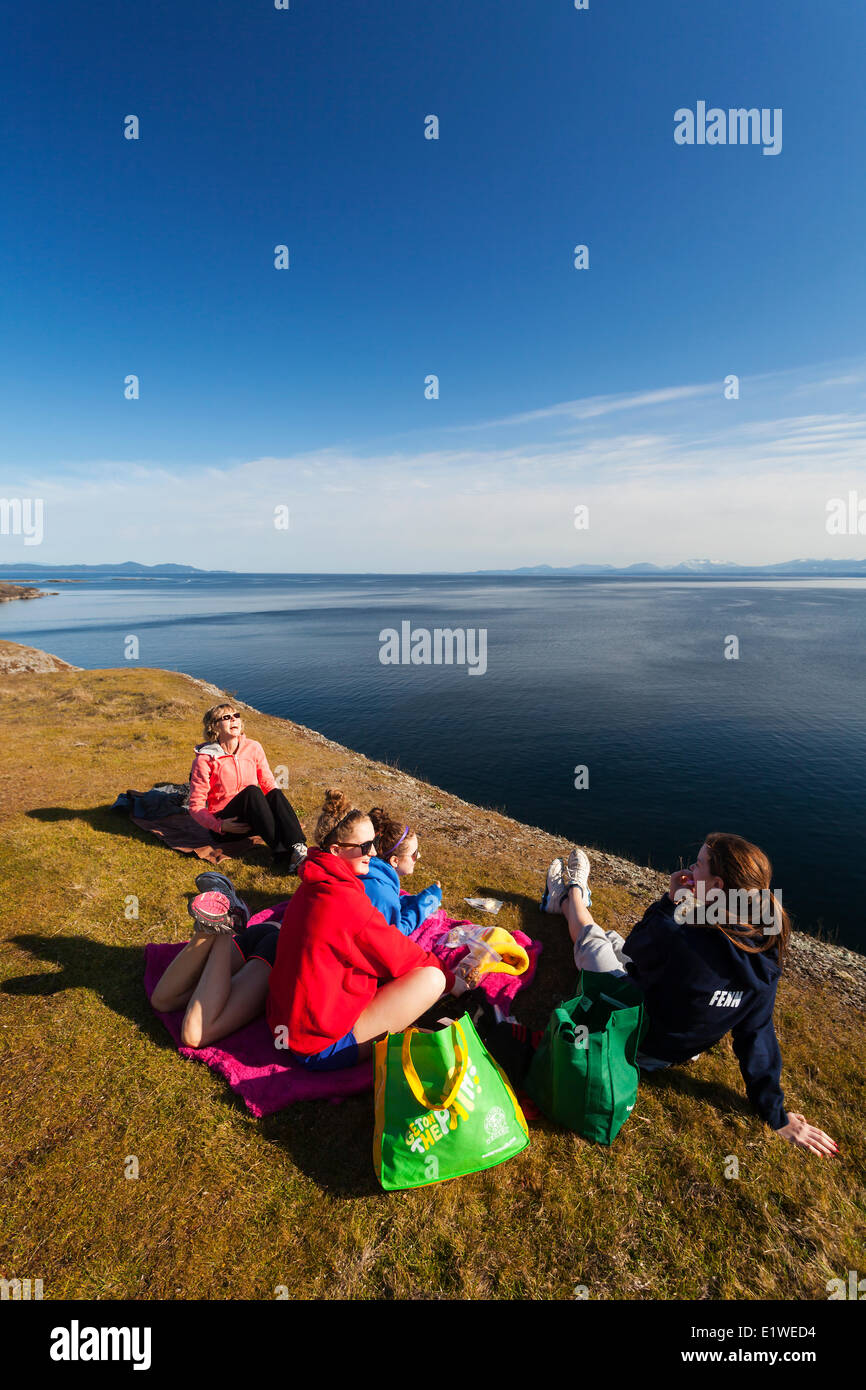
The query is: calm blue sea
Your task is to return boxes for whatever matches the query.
[3,572,864,951]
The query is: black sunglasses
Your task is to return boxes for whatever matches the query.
[336,839,377,855]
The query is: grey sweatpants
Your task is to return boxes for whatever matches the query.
[572,921,632,977]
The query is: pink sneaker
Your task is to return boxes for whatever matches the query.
[187,891,234,934]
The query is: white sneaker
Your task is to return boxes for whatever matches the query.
[540,857,567,914]
[564,847,591,905]
[288,843,307,874]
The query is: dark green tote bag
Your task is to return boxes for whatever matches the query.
[526,970,648,1144]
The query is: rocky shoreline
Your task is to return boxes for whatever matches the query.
[0,581,56,603]
[0,639,79,672]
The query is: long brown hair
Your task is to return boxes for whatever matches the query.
[704,831,790,965]
[314,789,368,849]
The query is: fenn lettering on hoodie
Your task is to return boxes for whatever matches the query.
[708,989,744,1008]
[378,622,487,676]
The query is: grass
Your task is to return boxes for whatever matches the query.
[0,664,864,1300]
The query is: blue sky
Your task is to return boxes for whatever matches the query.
[1,1,865,570]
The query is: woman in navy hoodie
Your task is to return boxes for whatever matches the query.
[541,832,838,1157]
[350,799,442,935]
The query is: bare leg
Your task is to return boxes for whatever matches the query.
[180,936,270,1048]
[351,966,446,1047]
[561,885,597,943]
[151,931,242,1013]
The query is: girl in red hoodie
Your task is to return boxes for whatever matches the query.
[267,791,455,1071]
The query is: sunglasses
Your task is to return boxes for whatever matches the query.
[218,714,240,722]
[336,839,377,856]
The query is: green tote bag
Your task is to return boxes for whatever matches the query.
[373,1015,529,1190]
[526,970,648,1145]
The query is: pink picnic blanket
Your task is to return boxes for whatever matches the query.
[143,904,373,1116]
[143,903,540,1117]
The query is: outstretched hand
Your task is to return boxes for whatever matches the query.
[775,1112,839,1157]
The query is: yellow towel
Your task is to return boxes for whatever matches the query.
[461,926,530,987]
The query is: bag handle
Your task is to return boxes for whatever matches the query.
[401,1020,469,1110]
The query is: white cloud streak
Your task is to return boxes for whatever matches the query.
[4,361,866,571]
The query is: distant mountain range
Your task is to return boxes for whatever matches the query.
[473,558,866,576]
[0,562,216,575]
[1,559,866,578]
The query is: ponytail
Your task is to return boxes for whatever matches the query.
[315,789,366,849]
[368,806,412,861]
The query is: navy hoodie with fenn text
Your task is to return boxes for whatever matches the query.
[625,894,787,1130]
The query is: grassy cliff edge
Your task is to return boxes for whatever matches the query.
[0,642,863,1300]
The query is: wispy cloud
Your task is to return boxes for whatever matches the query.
[795,373,865,391]
[5,358,866,571]
[460,383,713,430]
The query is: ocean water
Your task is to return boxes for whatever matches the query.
[3,572,865,951]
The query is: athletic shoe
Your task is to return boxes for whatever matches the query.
[564,846,591,906]
[272,842,307,875]
[288,842,307,874]
[194,871,250,928]
[187,890,235,934]
[540,857,567,914]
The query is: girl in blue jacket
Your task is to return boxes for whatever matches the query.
[363,803,443,935]
[542,832,838,1158]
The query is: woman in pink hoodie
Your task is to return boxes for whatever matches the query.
[188,702,306,873]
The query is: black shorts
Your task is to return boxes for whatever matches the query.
[232,921,280,969]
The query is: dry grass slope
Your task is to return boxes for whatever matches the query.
[0,648,863,1300]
